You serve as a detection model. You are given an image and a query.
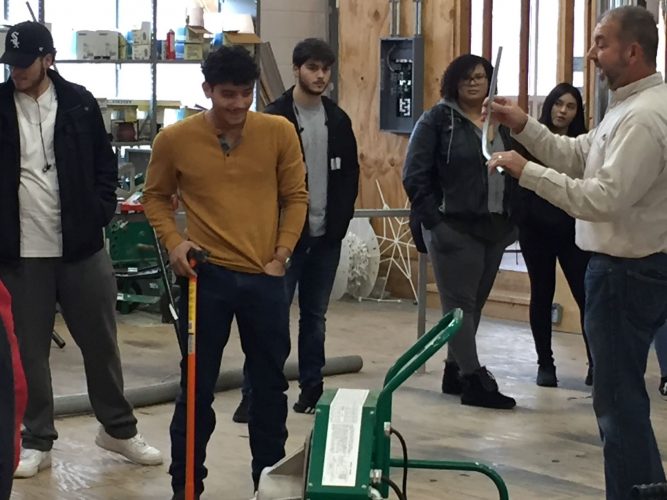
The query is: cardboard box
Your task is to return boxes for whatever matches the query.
[0,26,8,60]
[106,99,149,108]
[131,43,151,61]
[97,98,112,133]
[175,42,203,61]
[175,25,211,43]
[74,30,121,60]
[156,100,181,109]
[74,30,96,60]
[96,30,120,59]
[222,31,261,56]
[118,34,128,60]
[129,21,151,45]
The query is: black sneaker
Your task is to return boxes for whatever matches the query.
[536,364,557,387]
[441,361,463,395]
[232,395,250,424]
[461,367,516,410]
[659,376,667,398]
[293,383,323,414]
[585,366,593,387]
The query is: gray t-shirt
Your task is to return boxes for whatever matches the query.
[295,101,328,237]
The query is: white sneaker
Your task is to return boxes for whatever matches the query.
[14,449,51,478]
[95,427,163,466]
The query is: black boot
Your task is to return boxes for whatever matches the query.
[585,366,593,386]
[441,361,463,395]
[536,364,558,387]
[461,367,516,410]
[232,394,250,423]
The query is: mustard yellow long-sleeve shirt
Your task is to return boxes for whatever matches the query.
[142,111,308,273]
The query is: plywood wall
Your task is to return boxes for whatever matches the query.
[338,0,460,210]
[259,0,329,87]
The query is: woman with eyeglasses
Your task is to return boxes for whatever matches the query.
[513,83,592,389]
[403,54,518,410]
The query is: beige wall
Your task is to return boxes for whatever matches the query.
[259,0,329,88]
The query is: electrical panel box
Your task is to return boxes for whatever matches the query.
[379,36,424,134]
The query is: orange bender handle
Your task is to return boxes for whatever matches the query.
[185,249,208,500]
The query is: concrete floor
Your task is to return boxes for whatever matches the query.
[9,299,667,499]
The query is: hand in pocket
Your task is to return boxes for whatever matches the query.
[430,221,452,252]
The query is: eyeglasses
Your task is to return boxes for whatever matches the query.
[462,73,488,85]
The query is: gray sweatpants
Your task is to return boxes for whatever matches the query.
[0,249,137,451]
[423,222,517,375]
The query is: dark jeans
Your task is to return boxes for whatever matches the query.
[585,253,667,500]
[519,221,592,367]
[241,236,341,396]
[169,263,290,494]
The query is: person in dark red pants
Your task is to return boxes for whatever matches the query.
[0,279,27,500]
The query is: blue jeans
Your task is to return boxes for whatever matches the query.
[584,253,667,500]
[169,263,290,494]
[242,236,341,395]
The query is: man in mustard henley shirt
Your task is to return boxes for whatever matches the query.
[142,46,307,499]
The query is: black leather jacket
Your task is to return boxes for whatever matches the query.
[403,101,515,250]
[510,141,576,231]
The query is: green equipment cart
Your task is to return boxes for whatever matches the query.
[256,308,510,500]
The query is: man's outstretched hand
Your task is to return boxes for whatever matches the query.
[487,150,529,179]
[482,96,529,134]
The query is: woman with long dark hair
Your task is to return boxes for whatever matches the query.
[515,83,592,387]
[404,54,517,410]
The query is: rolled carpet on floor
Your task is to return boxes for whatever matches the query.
[53,355,363,417]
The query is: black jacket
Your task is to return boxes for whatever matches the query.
[403,101,515,251]
[0,69,117,264]
[264,87,359,243]
[510,140,575,231]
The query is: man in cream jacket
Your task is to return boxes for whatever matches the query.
[485,6,667,500]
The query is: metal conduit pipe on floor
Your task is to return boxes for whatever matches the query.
[53,355,363,417]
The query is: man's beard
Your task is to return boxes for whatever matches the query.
[599,57,629,90]
[18,65,47,93]
[298,75,326,96]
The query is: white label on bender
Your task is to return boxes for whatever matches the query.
[321,388,369,487]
